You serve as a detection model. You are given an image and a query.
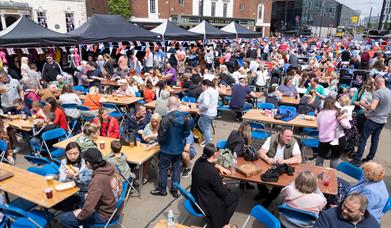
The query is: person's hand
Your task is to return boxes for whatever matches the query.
[265,157,276,165]
[215,164,231,175]
[65,169,74,178]
[137,130,143,135]
[276,159,285,165]
[73,209,81,217]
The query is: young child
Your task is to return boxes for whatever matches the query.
[30,112,57,154]
[331,95,354,146]
[31,101,47,120]
[105,140,135,183]
[143,81,155,103]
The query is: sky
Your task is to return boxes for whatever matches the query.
[337,0,383,17]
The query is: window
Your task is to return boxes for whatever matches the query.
[211,2,216,17]
[150,0,156,14]
[198,0,203,16]
[37,11,47,27]
[65,13,74,32]
[257,4,264,21]
[240,3,245,11]
[179,0,184,6]
[223,3,228,17]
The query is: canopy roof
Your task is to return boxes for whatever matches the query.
[68,14,160,43]
[188,20,236,39]
[151,20,203,41]
[0,16,78,48]
[221,22,261,38]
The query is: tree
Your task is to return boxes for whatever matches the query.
[108,0,131,19]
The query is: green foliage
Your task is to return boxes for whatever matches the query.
[108,0,131,19]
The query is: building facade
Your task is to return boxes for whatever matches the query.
[85,0,271,36]
[0,0,87,33]
[271,0,359,35]
[380,0,391,30]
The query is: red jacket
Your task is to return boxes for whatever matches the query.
[92,116,120,139]
[55,108,68,131]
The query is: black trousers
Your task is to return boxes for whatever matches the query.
[207,191,239,228]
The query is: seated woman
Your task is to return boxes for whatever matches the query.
[59,142,92,192]
[59,84,82,119]
[75,123,99,152]
[91,108,120,139]
[137,113,161,184]
[279,171,326,226]
[83,86,106,117]
[191,143,239,228]
[225,122,252,156]
[45,97,68,131]
[298,90,321,114]
[340,161,389,224]
[278,77,298,97]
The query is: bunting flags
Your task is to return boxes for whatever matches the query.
[35,48,44,54]
[21,48,29,54]
[6,48,15,55]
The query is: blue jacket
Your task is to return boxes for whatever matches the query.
[314,205,380,228]
[158,110,193,155]
[349,177,389,224]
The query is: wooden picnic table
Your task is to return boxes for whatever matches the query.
[223,157,337,195]
[279,96,300,105]
[80,94,143,106]
[0,163,79,208]
[54,134,160,197]
[0,115,34,132]
[154,220,195,228]
[242,109,317,129]
[145,101,199,114]
[101,79,120,87]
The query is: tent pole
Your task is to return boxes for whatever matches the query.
[78,44,83,60]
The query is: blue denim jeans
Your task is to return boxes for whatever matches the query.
[198,114,214,144]
[354,119,385,161]
[157,153,182,192]
[29,137,41,152]
[60,211,107,228]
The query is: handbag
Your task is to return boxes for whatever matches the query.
[243,145,259,161]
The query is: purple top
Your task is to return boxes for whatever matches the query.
[278,85,297,96]
[317,109,351,142]
[164,67,177,82]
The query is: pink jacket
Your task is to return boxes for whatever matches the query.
[317,110,351,143]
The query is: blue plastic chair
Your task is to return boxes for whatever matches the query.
[278,203,318,227]
[61,103,79,114]
[38,128,68,159]
[0,139,9,163]
[257,102,275,110]
[73,85,85,93]
[216,140,227,150]
[302,130,319,148]
[182,96,196,103]
[85,181,128,227]
[79,105,95,122]
[336,161,363,181]
[0,217,8,228]
[0,204,52,228]
[24,155,60,176]
[383,197,391,214]
[174,182,206,225]
[102,103,126,125]
[242,205,281,228]
[249,122,269,140]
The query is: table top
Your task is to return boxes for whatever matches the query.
[145,101,199,114]
[3,118,34,132]
[0,163,79,208]
[280,96,300,105]
[243,109,317,128]
[154,220,194,228]
[220,89,263,98]
[54,134,160,165]
[223,157,337,195]
[80,94,143,106]
[101,79,120,87]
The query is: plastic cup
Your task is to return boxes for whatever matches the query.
[44,188,53,199]
[322,175,330,187]
[45,175,54,186]
[99,141,105,150]
[135,138,141,147]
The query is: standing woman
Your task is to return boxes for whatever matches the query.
[197,79,219,145]
[45,97,68,131]
[316,97,351,168]
[103,53,114,77]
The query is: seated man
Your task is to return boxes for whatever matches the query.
[191,143,239,228]
[229,76,258,120]
[124,104,151,140]
[60,148,123,228]
[314,193,380,228]
[255,127,302,207]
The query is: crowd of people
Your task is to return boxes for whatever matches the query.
[0,35,390,227]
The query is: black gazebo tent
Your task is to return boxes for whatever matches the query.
[0,16,78,47]
[221,22,261,38]
[67,14,160,43]
[151,20,203,41]
[188,20,236,40]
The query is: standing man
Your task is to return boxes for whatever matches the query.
[197,79,219,146]
[0,70,24,114]
[254,127,302,206]
[42,54,62,83]
[350,77,391,166]
[151,96,193,197]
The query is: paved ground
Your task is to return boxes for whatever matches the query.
[14,112,391,227]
